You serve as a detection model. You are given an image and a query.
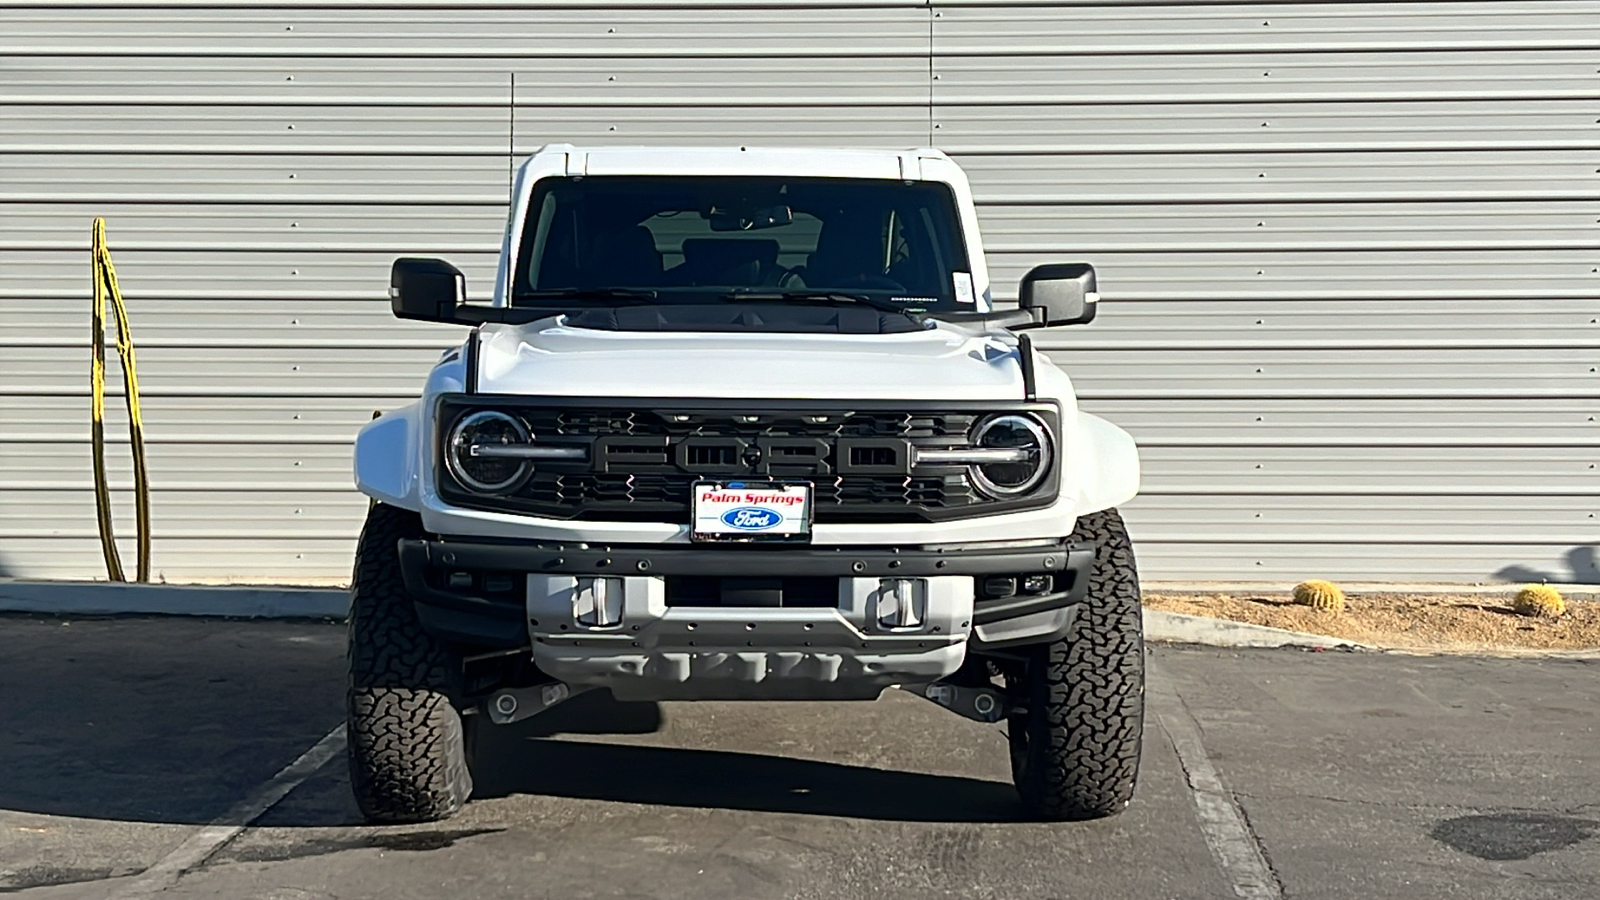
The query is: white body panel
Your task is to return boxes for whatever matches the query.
[357,145,1139,547]
[476,318,1022,401]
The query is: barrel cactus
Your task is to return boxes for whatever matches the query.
[1512,585,1566,619]
[1293,579,1346,612]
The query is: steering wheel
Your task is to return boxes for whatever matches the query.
[774,265,805,288]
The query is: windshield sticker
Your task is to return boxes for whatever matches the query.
[952,271,976,304]
[889,296,939,305]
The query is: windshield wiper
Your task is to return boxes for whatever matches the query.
[719,289,915,316]
[513,287,660,306]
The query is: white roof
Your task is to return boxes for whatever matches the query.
[528,144,951,180]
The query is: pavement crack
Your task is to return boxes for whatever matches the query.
[1150,661,1283,900]
[768,831,843,858]
[1230,797,1288,899]
[1231,789,1460,814]
[1233,790,1600,820]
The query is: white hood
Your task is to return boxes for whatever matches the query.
[474,318,1024,401]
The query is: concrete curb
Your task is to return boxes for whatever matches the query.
[1143,609,1600,660]
[1143,608,1375,651]
[0,580,347,619]
[1381,646,1600,661]
[1144,581,1600,601]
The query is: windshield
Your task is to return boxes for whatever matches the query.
[513,176,974,312]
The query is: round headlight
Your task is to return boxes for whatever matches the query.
[969,414,1052,498]
[446,411,531,492]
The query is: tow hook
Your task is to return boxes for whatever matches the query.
[484,682,593,725]
[903,681,1010,724]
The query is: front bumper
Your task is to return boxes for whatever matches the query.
[398,539,1094,699]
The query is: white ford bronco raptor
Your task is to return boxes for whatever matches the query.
[350,145,1144,823]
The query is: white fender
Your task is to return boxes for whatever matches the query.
[353,342,469,511]
[1065,411,1141,517]
[354,402,425,511]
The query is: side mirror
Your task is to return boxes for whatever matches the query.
[1019,263,1098,327]
[391,258,466,323]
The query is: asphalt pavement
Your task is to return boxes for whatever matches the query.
[0,615,1595,899]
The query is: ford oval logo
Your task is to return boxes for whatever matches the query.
[721,507,782,531]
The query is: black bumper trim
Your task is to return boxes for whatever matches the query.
[413,601,526,648]
[402,538,1092,580]
[398,538,1095,648]
[396,548,526,648]
[972,589,1077,627]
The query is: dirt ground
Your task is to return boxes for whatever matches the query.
[1143,591,1600,652]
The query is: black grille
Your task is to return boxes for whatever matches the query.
[437,399,1055,524]
[517,407,974,441]
[519,472,979,521]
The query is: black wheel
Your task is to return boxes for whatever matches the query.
[346,503,473,823]
[1008,507,1144,820]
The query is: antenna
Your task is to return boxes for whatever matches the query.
[507,71,516,199]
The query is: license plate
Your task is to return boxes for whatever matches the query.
[692,481,811,540]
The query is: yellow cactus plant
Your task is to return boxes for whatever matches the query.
[1293,579,1346,612]
[1512,585,1566,619]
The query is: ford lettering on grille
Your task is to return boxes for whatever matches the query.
[721,507,782,531]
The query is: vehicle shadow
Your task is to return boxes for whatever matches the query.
[467,692,1026,824]
[0,614,351,827]
[508,687,665,738]
[1495,545,1600,586]
[0,614,1020,829]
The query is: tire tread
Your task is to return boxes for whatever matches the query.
[346,503,473,823]
[1011,507,1144,820]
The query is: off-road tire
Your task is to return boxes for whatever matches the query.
[1008,507,1144,820]
[346,503,473,823]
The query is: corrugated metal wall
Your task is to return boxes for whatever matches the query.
[2,1,1596,583]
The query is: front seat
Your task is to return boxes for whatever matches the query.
[674,238,780,287]
[578,224,664,287]
[803,216,892,290]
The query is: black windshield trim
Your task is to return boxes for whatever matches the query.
[562,303,926,335]
[516,287,660,302]
[717,288,922,317]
